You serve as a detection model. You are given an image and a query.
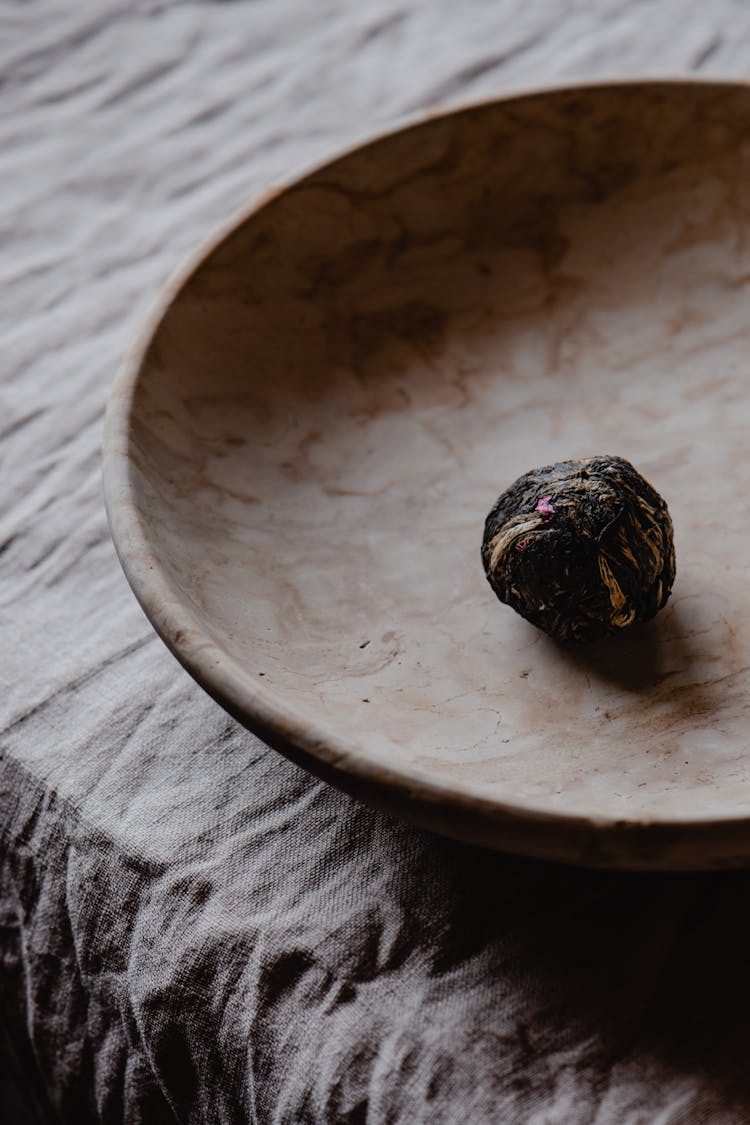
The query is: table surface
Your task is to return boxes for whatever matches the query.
[3,2,750,1122]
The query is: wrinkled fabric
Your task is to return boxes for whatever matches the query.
[3,2,750,1122]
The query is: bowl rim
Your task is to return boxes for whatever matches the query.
[102,76,750,867]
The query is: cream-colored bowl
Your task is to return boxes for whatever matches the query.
[104,81,750,869]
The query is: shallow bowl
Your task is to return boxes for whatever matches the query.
[104,81,750,869]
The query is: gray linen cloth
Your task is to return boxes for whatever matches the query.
[3,2,750,1122]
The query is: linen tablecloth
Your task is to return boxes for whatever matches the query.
[4,2,750,1122]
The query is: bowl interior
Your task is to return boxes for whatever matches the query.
[121,83,750,835]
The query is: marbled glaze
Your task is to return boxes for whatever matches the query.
[105,82,750,867]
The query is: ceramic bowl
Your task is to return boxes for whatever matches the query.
[104,81,750,869]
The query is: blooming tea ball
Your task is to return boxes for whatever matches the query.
[481,455,675,643]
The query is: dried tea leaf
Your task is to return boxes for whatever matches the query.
[481,456,675,643]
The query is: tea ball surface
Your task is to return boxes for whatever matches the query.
[481,455,675,643]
